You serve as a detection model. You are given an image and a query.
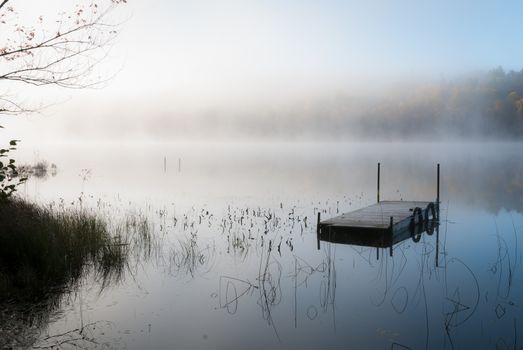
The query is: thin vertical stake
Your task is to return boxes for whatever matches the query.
[316,212,321,250]
[377,162,381,203]
[389,216,394,257]
[178,158,181,172]
[164,156,167,173]
[436,220,440,267]
[437,163,440,219]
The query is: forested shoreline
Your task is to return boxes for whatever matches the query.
[357,67,523,139]
[103,67,523,141]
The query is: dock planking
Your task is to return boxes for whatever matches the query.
[320,200,432,230]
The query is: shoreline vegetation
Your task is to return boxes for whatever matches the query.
[0,198,128,299]
[18,161,58,179]
[0,197,152,349]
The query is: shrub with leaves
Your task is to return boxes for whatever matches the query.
[0,139,27,201]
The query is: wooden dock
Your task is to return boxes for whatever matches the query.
[316,163,441,255]
[317,200,437,248]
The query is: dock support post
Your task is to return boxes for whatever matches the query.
[376,247,379,260]
[389,216,394,256]
[436,163,440,220]
[377,162,380,203]
[316,212,321,250]
[435,220,440,267]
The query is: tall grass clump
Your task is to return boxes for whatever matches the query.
[0,197,160,348]
[0,198,128,300]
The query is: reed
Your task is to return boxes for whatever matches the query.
[0,198,128,299]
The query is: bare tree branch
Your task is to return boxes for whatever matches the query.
[1,1,126,115]
[0,0,9,11]
[0,96,33,114]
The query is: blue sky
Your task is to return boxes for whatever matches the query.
[102,0,523,97]
[13,0,523,98]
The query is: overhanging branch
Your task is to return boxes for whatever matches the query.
[0,0,9,11]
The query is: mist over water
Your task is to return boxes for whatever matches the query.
[12,141,523,213]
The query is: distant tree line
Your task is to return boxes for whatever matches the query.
[46,66,523,141]
[357,67,523,139]
[192,66,523,140]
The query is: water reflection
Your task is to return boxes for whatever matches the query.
[318,211,440,263]
[1,197,521,349]
[210,204,521,349]
[2,142,522,349]
[1,261,126,349]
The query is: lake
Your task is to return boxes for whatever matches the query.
[3,141,523,349]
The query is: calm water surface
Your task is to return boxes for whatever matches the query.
[6,142,523,349]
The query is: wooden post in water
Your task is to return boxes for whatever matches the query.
[377,162,381,203]
[389,216,394,257]
[164,156,167,173]
[316,212,321,250]
[435,218,440,267]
